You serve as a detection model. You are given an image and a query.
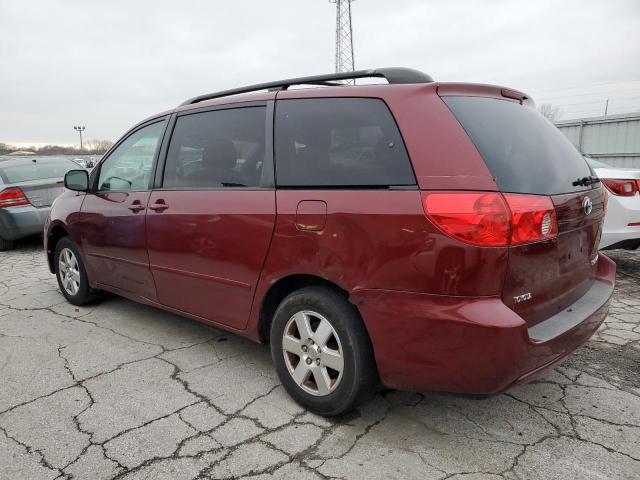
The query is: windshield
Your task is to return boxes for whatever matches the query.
[444,96,594,195]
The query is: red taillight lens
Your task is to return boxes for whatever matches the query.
[422,191,558,247]
[0,187,30,208]
[503,193,558,244]
[601,178,639,196]
[422,192,511,247]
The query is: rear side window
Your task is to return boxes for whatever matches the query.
[0,159,76,183]
[443,96,593,195]
[275,98,415,187]
[163,107,267,189]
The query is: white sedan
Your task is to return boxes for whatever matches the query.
[587,158,640,250]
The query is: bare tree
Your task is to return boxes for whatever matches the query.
[539,103,561,122]
[85,139,114,154]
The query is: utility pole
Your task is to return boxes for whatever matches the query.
[329,0,356,83]
[74,126,85,150]
[603,99,609,119]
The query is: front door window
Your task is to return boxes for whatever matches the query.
[98,121,166,192]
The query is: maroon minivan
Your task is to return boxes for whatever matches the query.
[46,68,615,415]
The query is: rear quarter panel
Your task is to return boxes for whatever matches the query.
[246,189,508,338]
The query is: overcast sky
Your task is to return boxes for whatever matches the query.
[1,0,639,146]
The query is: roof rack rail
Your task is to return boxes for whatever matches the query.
[179,67,434,106]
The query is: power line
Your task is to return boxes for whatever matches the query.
[551,95,640,119]
[560,99,640,110]
[535,87,640,101]
[533,79,640,95]
[548,96,640,108]
[558,106,640,119]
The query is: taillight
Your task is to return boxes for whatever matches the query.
[0,187,30,208]
[422,191,558,247]
[422,192,510,247]
[503,194,558,244]
[601,178,639,196]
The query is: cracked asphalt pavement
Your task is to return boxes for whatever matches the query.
[1,240,639,480]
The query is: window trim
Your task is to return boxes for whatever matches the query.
[272,96,418,190]
[90,116,169,193]
[153,101,275,191]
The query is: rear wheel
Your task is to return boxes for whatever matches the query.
[270,286,377,416]
[0,237,14,251]
[54,237,99,306]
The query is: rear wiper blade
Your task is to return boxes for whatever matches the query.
[572,176,600,187]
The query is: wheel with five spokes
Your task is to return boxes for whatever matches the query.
[270,286,377,416]
[54,237,99,306]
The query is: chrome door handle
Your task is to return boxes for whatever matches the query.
[149,202,169,212]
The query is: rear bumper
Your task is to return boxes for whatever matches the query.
[0,205,50,241]
[352,252,616,394]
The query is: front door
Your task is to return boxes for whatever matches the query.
[146,104,276,330]
[79,120,167,301]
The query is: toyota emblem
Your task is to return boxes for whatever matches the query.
[583,196,593,215]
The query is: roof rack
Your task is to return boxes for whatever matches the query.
[179,67,434,106]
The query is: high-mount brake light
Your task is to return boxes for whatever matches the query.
[0,187,30,208]
[601,178,639,196]
[422,191,558,247]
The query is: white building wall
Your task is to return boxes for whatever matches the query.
[556,114,640,168]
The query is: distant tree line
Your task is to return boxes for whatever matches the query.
[0,140,114,156]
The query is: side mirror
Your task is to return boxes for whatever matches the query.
[64,169,89,192]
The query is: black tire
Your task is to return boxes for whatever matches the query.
[0,237,14,251]
[270,286,377,416]
[54,237,99,306]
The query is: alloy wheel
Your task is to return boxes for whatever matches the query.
[282,310,344,396]
[58,247,80,296]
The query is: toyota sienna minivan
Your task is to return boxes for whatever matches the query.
[46,68,616,415]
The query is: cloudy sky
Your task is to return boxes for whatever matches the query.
[1,0,639,146]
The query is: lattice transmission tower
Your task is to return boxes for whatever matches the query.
[329,0,356,82]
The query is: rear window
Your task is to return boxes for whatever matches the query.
[443,96,594,195]
[275,98,415,187]
[0,159,76,183]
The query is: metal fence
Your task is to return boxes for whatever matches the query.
[555,113,640,168]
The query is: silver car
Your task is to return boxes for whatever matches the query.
[0,157,78,250]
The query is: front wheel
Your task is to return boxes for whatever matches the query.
[270,286,377,416]
[54,237,99,306]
